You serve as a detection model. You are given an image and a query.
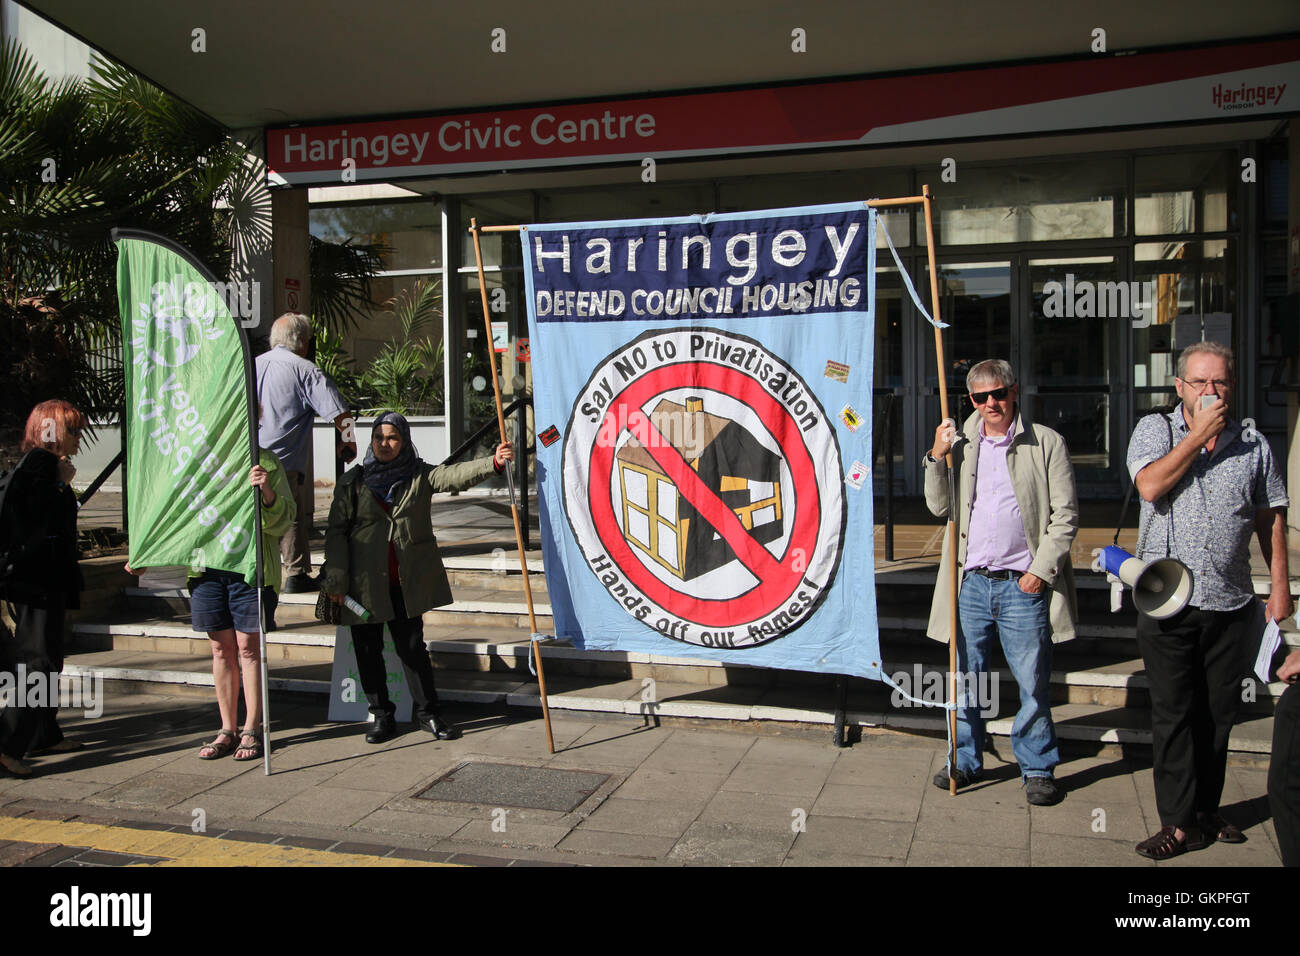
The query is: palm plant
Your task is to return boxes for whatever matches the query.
[0,39,271,450]
[359,278,446,416]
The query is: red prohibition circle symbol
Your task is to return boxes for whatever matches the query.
[586,361,823,629]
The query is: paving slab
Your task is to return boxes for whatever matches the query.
[259,786,392,828]
[82,771,213,809]
[720,760,830,800]
[577,797,701,838]
[786,815,915,860]
[545,724,667,768]
[557,828,677,860]
[914,804,1030,848]
[1029,801,1151,842]
[615,767,730,805]
[811,783,924,823]
[0,777,111,802]
[906,840,1031,867]
[447,818,570,849]
[170,792,289,825]
[1029,832,1154,867]
[782,852,904,867]
[696,789,812,831]
[351,808,472,841]
[668,821,797,866]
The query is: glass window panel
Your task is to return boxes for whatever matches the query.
[1029,256,1116,387]
[1029,393,1109,470]
[718,169,910,233]
[1134,151,1235,236]
[875,267,903,389]
[923,261,1011,394]
[540,182,715,222]
[310,200,443,271]
[461,193,532,267]
[925,160,1125,244]
[1133,239,1236,391]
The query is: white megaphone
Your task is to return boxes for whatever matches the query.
[1097,546,1193,619]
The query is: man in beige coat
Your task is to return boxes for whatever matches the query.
[924,359,1079,806]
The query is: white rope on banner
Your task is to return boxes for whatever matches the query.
[874,213,949,329]
[879,669,957,775]
[527,633,547,677]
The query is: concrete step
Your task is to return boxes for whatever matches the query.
[56,646,1281,756]
[69,611,1291,716]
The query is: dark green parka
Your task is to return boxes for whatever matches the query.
[321,456,498,624]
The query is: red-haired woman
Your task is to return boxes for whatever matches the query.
[0,400,88,777]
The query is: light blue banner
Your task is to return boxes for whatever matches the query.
[523,202,881,680]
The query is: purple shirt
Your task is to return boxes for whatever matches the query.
[964,420,1032,573]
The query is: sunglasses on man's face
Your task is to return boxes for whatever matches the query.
[970,387,1010,405]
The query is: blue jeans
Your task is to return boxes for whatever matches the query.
[952,572,1059,780]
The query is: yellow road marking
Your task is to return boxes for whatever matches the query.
[0,818,457,867]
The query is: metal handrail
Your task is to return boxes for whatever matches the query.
[443,395,535,550]
[77,448,124,509]
[443,396,533,465]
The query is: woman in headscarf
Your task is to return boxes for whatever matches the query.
[322,412,512,744]
[0,400,87,777]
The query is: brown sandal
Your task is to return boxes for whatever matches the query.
[198,730,237,760]
[233,729,263,762]
[1135,825,1208,860]
[1199,812,1246,844]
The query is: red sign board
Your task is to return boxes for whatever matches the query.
[266,38,1299,187]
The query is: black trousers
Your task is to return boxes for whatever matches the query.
[0,601,67,758]
[1269,681,1300,867]
[1137,602,1252,829]
[350,585,441,720]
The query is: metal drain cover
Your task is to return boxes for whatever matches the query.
[416,762,610,812]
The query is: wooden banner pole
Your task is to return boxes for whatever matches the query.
[918,185,959,795]
[468,218,555,754]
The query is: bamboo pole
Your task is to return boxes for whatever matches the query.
[918,185,958,796]
[468,218,556,754]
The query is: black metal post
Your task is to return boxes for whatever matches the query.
[516,399,529,552]
[884,393,895,563]
[832,676,848,747]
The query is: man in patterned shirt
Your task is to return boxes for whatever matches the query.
[1126,341,1293,860]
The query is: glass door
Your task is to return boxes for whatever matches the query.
[922,259,1013,442]
[917,252,1126,493]
[1023,252,1125,490]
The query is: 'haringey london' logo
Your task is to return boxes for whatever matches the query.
[562,327,845,650]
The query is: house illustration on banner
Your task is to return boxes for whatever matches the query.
[616,396,783,581]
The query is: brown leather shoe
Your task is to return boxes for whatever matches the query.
[1135,825,1208,860]
[1198,812,1246,844]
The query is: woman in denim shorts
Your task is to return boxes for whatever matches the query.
[129,451,294,761]
[190,451,295,760]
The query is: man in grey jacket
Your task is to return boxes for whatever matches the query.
[924,359,1079,806]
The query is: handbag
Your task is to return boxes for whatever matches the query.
[315,589,341,625]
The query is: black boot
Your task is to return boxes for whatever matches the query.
[365,712,397,744]
[416,713,461,740]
